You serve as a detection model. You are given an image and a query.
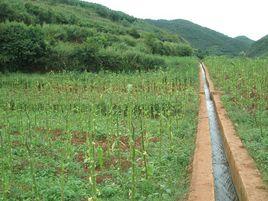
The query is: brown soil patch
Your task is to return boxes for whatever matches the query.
[96,174,113,184]
[203,63,268,201]
[75,152,132,174]
[11,130,20,135]
[71,131,88,145]
[11,140,23,147]
[35,127,159,151]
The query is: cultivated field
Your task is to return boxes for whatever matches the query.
[0,58,199,200]
[205,56,268,183]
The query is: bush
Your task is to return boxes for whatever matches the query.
[195,49,208,59]
[0,2,16,22]
[176,44,193,56]
[128,28,140,39]
[71,38,100,71]
[0,1,33,24]
[98,49,166,71]
[47,42,83,71]
[25,3,54,24]
[43,24,95,43]
[123,51,165,71]
[0,22,48,72]
[145,34,193,56]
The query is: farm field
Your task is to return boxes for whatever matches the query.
[0,57,199,200]
[205,56,268,183]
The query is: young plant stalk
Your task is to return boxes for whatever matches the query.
[140,112,148,179]
[87,107,97,201]
[131,122,136,201]
[1,116,12,200]
[168,118,173,152]
[116,112,121,169]
[159,114,163,158]
[25,113,40,200]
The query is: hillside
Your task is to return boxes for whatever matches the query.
[0,0,192,72]
[146,19,252,56]
[234,36,254,46]
[247,35,268,57]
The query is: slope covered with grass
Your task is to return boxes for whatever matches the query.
[247,35,268,57]
[146,19,252,56]
[0,0,192,72]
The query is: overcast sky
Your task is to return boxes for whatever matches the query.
[87,0,268,41]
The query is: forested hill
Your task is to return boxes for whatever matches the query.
[247,35,268,57]
[0,0,192,72]
[146,19,253,56]
[234,36,254,46]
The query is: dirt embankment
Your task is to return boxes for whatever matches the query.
[188,65,215,201]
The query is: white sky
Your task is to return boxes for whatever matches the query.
[86,0,268,41]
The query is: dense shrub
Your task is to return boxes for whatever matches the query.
[0,1,33,24]
[0,2,16,22]
[47,42,82,71]
[89,4,136,23]
[0,22,48,72]
[145,34,193,56]
[25,3,54,24]
[98,49,165,71]
[43,24,95,43]
[123,51,166,71]
[71,38,101,71]
[25,2,78,25]
[176,44,193,56]
[195,49,209,59]
[128,28,140,39]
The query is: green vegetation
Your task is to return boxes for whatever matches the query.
[146,19,253,56]
[234,36,254,46]
[0,0,193,72]
[247,35,268,57]
[205,56,268,183]
[0,57,199,200]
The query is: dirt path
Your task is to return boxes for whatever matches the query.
[188,63,268,201]
[188,64,215,201]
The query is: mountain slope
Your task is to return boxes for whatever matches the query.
[235,36,254,46]
[146,19,252,56]
[247,35,268,57]
[0,0,192,72]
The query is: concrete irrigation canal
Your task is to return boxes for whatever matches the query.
[201,64,238,201]
[188,63,268,201]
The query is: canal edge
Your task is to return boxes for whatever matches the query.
[202,63,268,201]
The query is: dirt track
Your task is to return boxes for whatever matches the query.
[188,63,268,201]
[188,66,214,201]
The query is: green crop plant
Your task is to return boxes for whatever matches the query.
[97,146,104,170]
[140,111,149,179]
[130,121,136,201]
[25,113,40,200]
[0,57,199,200]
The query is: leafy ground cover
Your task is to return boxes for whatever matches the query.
[0,57,199,200]
[205,56,268,183]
